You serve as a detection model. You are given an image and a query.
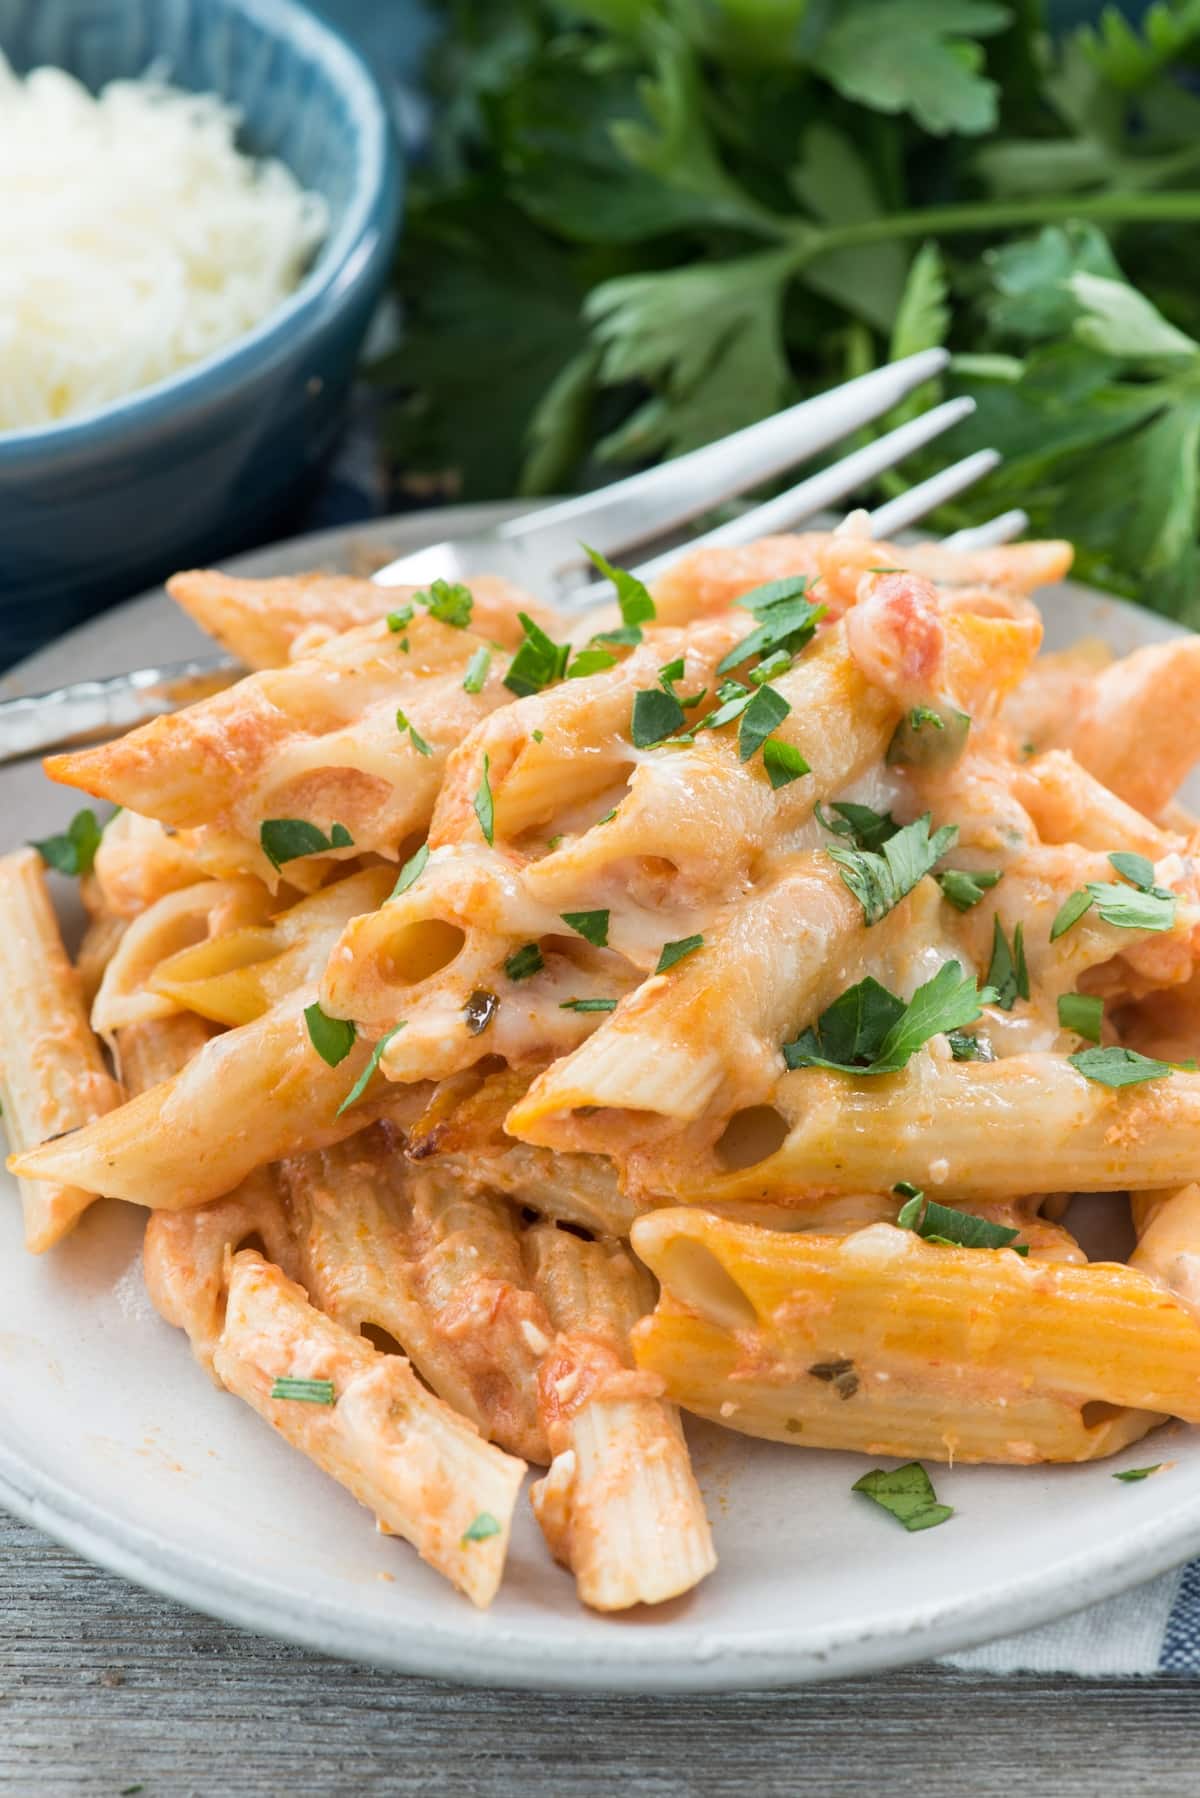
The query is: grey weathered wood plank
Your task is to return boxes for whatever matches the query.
[1,1512,1195,1797]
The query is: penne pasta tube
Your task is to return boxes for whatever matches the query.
[1054,636,1200,817]
[213,1252,526,1607]
[321,844,639,1078]
[0,850,124,1251]
[46,613,514,876]
[9,990,430,1211]
[1013,750,1178,858]
[90,810,210,916]
[1130,1183,1200,1312]
[115,1010,216,1096]
[75,906,128,1009]
[631,1210,1177,1462]
[92,876,272,1036]
[283,1138,549,1462]
[438,1144,637,1240]
[527,1220,715,1610]
[148,864,393,1027]
[143,1167,296,1371]
[660,1052,1200,1207]
[168,568,558,669]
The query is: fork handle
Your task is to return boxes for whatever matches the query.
[0,655,241,766]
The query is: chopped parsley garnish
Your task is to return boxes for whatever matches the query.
[985,916,1029,1010]
[386,605,414,633]
[463,645,492,693]
[259,819,353,870]
[395,708,432,756]
[631,685,685,747]
[560,997,618,1012]
[1058,992,1103,1042]
[937,868,1001,911]
[895,1185,1028,1254]
[815,801,899,853]
[1068,1045,1172,1088]
[474,753,495,846]
[337,1022,406,1116]
[464,988,499,1034]
[763,738,810,789]
[827,813,958,927]
[560,908,609,947]
[415,577,474,628]
[531,729,545,743]
[947,1029,994,1062]
[886,704,971,769]
[304,1002,357,1068]
[716,576,824,676]
[656,934,703,974]
[504,943,544,982]
[783,961,991,1076]
[583,544,656,633]
[565,646,618,679]
[737,683,790,762]
[391,842,429,898]
[30,807,103,878]
[658,657,707,708]
[462,1510,503,1543]
[1113,1465,1163,1482]
[504,613,569,695]
[1052,853,1178,940]
[853,1463,953,1532]
[590,624,643,649]
[749,647,793,686]
[270,1377,335,1405]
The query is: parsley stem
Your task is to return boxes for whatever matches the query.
[796,191,1200,261]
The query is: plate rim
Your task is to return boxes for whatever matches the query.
[4,502,1198,1691]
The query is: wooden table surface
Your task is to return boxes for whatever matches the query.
[5,1514,1200,1796]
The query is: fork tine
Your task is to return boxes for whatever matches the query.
[562,397,976,606]
[497,349,950,567]
[866,451,1000,540]
[941,509,1029,550]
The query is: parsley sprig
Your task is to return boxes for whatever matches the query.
[783,961,992,1077]
[1051,852,1178,940]
[827,813,957,927]
[894,1183,1028,1255]
[30,807,103,878]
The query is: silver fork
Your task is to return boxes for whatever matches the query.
[0,349,1022,764]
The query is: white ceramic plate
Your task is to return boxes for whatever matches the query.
[3,505,1199,1692]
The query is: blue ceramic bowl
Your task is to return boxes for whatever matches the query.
[0,0,402,660]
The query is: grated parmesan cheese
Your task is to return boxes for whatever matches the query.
[0,54,328,432]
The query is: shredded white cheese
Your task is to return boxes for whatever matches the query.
[0,55,328,432]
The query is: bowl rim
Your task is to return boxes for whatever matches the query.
[0,0,401,462]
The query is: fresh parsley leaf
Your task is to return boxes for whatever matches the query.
[505,943,544,982]
[737,684,790,761]
[886,705,971,769]
[1108,851,1156,890]
[852,1462,953,1533]
[464,988,499,1035]
[828,813,958,926]
[985,916,1030,1010]
[30,807,102,878]
[531,730,545,744]
[270,1377,335,1405]
[631,685,685,747]
[304,1003,357,1068]
[415,578,474,628]
[947,1028,994,1061]
[391,843,429,898]
[1069,1045,1172,1087]
[763,738,810,788]
[694,679,753,734]
[937,868,1001,911]
[583,543,656,631]
[396,708,433,756]
[783,960,986,1075]
[387,605,414,633]
[1086,880,1177,933]
[560,909,609,947]
[815,801,900,853]
[896,1188,1028,1254]
[1113,1465,1163,1483]
[463,645,492,693]
[716,581,823,676]
[560,996,618,1012]
[504,613,569,696]
[656,934,703,974]
[337,1023,406,1116]
[1058,992,1103,1042]
[462,1510,502,1543]
[1050,888,1094,941]
[474,753,495,846]
[566,647,618,679]
[259,819,353,870]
